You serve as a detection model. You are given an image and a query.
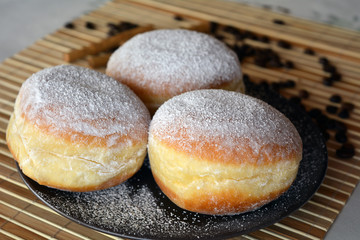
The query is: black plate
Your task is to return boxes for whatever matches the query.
[17,81,328,240]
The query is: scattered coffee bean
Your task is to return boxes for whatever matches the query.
[242,74,250,83]
[107,22,118,29]
[335,121,347,132]
[254,58,267,68]
[273,19,285,25]
[338,109,350,119]
[335,131,348,143]
[64,22,74,29]
[341,102,355,112]
[326,118,337,130]
[304,48,315,55]
[85,21,96,29]
[319,57,329,65]
[336,143,355,159]
[107,29,117,37]
[283,79,296,88]
[323,64,336,74]
[243,30,257,40]
[284,60,294,69]
[173,15,184,21]
[329,94,342,103]
[308,108,322,118]
[299,89,309,99]
[259,80,269,89]
[270,82,281,92]
[322,77,333,86]
[120,21,138,31]
[331,72,342,81]
[277,40,292,49]
[209,21,218,34]
[326,105,338,114]
[289,96,301,105]
[243,44,256,57]
[215,35,225,41]
[268,58,283,68]
[316,114,329,125]
[259,36,270,43]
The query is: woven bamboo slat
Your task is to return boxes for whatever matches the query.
[1,0,359,239]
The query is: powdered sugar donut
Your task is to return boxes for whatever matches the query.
[148,89,302,215]
[106,29,244,114]
[6,65,151,192]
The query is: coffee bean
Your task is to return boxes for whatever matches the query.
[243,31,256,40]
[331,72,342,81]
[338,109,350,119]
[335,121,347,132]
[329,94,342,103]
[308,108,322,118]
[258,80,269,89]
[268,58,283,68]
[316,114,329,125]
[298,89,309,99]
[85,21,96,29]
[119,21,138,31]
[336,143,355,159]
[270,82,280,92]
[289,96,301,105]
[259,36,270,43]
[277,40,292,49]
[284,60,294,69]
[64,22,74,29]
[323,64,336,74]
[215,35,225,41]
[242,44,255,57]
[326,118,337,130]
[335,131,348,143]
[209,21,218,34]
[242,74,250,83]
[107,22,118,29]
[254,57,267,68]
[174,15,184,21]
[304,48,315,55]
[283,79,296,88]
[326,105,338,114]
[319,57,329,65]
[323,77,333,86]
[273,19,285,25]
[107,29,117,37]
[341,102,355,111]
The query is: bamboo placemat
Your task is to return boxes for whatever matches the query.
[1,0,360,239]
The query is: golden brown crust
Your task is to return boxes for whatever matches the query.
[148,119,301,215]
[106,71,244,115]
[105,29,245,114]
[153,173,289,215]
[7,91,148,192]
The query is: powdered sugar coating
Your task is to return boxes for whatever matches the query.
[150,89,302,163]
[106,29,242,96]
[19,65,150,145]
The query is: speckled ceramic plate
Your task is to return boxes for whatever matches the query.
[17,81,328,240]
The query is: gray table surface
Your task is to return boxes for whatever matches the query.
[0,1,359,239]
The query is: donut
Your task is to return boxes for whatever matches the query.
[148,89,302,215]
[106,29,244,114]
[6,65,151,192]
